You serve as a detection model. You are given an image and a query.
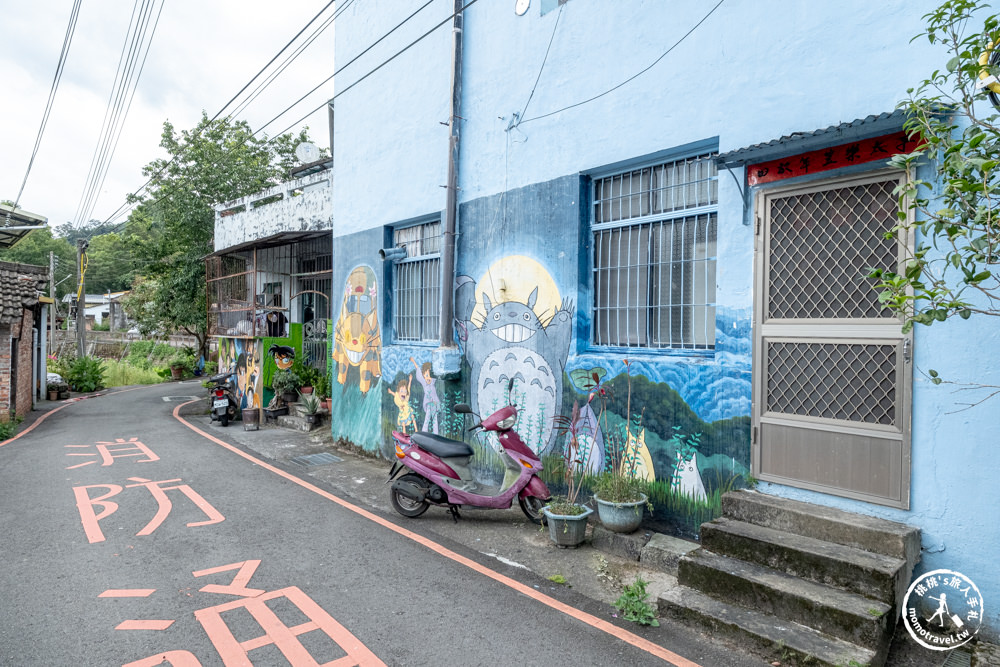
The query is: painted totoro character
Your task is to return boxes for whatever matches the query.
[456,279,573,456]
[674,451,707,501]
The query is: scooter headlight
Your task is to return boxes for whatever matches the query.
[496,414,517,430]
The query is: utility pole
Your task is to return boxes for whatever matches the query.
[76,239,88,357]
[49,251,56,353]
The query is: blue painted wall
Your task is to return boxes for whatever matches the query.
[332,0,999,638]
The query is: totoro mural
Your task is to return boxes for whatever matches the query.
[455,255,573,456]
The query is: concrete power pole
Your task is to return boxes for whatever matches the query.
[49,251,56,354]
[76,239,88,357]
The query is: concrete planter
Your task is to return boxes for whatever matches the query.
[595,493,647,534]
[541,505,593,548]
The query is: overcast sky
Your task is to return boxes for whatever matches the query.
[0,0,335,230]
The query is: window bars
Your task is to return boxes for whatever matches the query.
[206,236,332,350]
[592,153,718,349]
[392,221,442,342]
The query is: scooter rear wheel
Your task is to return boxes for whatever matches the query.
[219,413,228,427]
[390,473,430,518]
[518,495,547,525]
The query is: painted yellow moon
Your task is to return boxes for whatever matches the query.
[472,255,561,327]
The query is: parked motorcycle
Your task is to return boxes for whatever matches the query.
[387,379,551,524]
[208,372,238,427]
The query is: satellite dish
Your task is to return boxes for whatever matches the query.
[295,142,320,164]
[515,0,529,15]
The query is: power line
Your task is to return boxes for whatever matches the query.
[12,0,82,211]
[518,0,725,126]
[73,0,164,228]
[102,0,451,230]
[98,0,347,228]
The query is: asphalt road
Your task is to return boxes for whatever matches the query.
[0,383,769,666]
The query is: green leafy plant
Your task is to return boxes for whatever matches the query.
[298,392,321,415]
[66,356,107,392]
[0,416,24,441]
[271,369,301,396]
[595,360,651,506]
[613,577,659,626]
[547,574,567,585]
[870,1,1000,364]
[294,363,322,389]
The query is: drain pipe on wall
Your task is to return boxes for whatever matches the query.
[433,0,464,379]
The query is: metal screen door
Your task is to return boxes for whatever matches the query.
[753,170,912,509]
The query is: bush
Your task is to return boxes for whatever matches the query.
[66,356,107,392]
[103,360,164,387]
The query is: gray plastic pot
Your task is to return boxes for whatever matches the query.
[594,493,647,533]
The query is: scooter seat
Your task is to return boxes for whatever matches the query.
[411,432,474,458]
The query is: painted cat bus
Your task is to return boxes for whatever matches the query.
[333,266,381,393]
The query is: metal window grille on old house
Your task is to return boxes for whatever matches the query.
[592,153,718,349]
[206,236,331,362]
[392,221,441,342]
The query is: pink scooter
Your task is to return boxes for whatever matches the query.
[387,381,551,524]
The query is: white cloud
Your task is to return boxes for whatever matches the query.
[0,0,334,228]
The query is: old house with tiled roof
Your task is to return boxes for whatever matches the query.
[0,260,49,419]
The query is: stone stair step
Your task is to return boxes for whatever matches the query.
[276,414,322,432]
[700,517,906,606]
[722,490,920,562]
[678,549,893,649]
[659,585,880,667]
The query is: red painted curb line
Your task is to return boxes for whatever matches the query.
[174,401,701,667]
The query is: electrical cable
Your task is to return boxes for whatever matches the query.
[226,0,353,122]
[12,0,82,212]
[98,0,353,227]
[73,0,163,228]
[518,0,725,126]
[268,0,475,138]
[101,0,449,229]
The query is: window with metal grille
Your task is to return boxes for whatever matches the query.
[392,221,441,342]
[591,153,718,349]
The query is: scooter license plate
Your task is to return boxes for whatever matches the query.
[212,399,229,410]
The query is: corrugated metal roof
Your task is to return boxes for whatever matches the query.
[716,110,908,167]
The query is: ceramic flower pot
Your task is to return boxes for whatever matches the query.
[541,505,593,548]
[594,493,647,533]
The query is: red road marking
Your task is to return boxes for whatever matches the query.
[115,619,175,630]
[194,586,385,667]
[193,560,265,597]
[0,386,149,449]
[174,402,701,667]
[100,589,156,598]
[123,650,201,667]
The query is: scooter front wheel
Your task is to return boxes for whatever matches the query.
[518,495,547,526]
[390,473,430,518]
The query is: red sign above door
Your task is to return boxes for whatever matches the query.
[746,131,923,186]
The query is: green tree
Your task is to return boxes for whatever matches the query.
[0,224,74,298]
[873,0,1000,330]
[122,112,319,354]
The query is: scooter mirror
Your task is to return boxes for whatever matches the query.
[454,403,472,414]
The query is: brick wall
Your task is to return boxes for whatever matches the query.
[0,324,11,419]
[14,310,34,418]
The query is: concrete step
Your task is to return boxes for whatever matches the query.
[700,517,907,606]
[276,414,322,432]
[659,584,880,667]
[678,549,893,650]
[722,490,920,562]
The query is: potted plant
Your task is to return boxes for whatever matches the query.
[316,373,332,411]
[271,369,301,404]
[542,400,593,547]
[298,392,322,424]
[46,383,60,401]
[296,363,321,395]
[592,360,651,534]
[168,352,191,380]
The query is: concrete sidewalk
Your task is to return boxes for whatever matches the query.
[157,396,984,667]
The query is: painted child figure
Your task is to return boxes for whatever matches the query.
[410,357,441,434]
[388,375,417,434]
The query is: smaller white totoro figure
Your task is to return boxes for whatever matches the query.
[675,451,707,501]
